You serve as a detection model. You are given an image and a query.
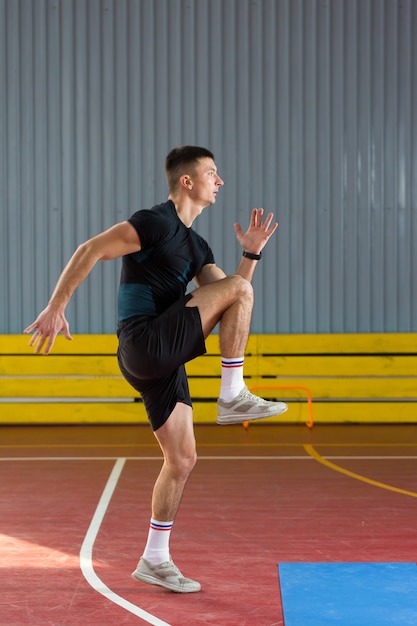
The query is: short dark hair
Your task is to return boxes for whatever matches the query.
[165,145,215,192]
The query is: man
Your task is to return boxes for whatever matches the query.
[24,145,287,593]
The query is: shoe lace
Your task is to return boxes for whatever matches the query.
[166,560,182,576]
[168,561,192,584]
[240,388,270,405]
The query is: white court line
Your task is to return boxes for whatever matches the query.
[0,457,165,462]
[0,455,313,461]
[79,458,170,626]
[1,455,417,462]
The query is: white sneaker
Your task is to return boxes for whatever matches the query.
[132,557,201,593]
[217,385,288,425]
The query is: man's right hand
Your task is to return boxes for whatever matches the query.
[24,306,72,355]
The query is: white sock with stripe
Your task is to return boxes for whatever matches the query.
[142,519,173,564]
[219,356,245,402]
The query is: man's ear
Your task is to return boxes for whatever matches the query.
[180,174,193,190]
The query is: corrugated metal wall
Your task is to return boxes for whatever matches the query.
[1,0,416,334]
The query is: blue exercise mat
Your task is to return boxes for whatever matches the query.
[278,562,417,625]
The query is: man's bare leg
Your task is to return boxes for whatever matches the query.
[186,274,254,354]
[186,274,288,423]
[151,402,197,521]
[132,402,201,592]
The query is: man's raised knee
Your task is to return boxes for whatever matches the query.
[229,274,254,302]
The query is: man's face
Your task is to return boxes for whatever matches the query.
[187,158,224,206]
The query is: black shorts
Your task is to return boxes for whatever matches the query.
[117,293,206,431]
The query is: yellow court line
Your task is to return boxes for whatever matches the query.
[304,444,417,499]
[302,442,417,448]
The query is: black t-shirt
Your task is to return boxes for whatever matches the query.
[118,200,215,321]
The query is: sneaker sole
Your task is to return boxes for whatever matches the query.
[216,403,288,425]
[131,570,201,593]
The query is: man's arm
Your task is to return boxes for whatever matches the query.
[24,221,141,355]
[194,264,226,287]
[195,208,278,288]
[233,207,278,281]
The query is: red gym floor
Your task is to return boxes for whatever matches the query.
[1,423,417,625]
